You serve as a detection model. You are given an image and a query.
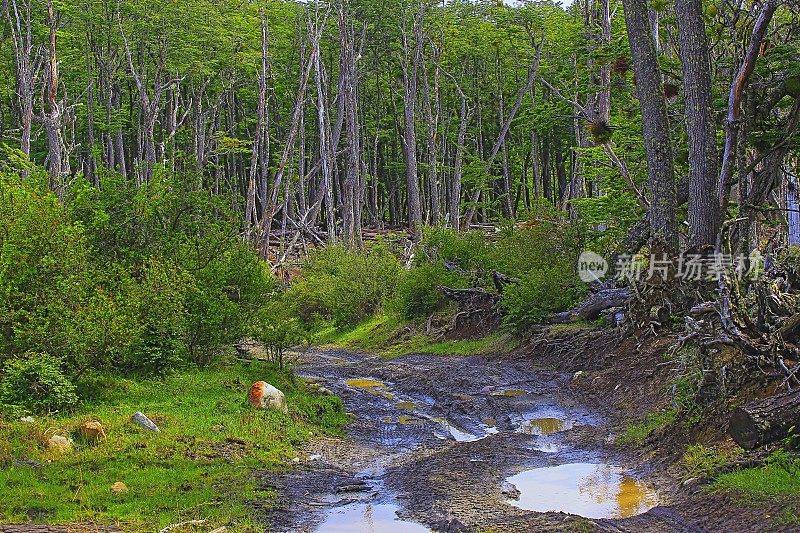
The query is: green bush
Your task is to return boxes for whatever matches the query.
[0,352,78,414]
[501,265,583,330]
[493,206,584,332]
[0,164,275,393]
[394,262,468,318]
[419,227,491,275]
[288,244,402,326]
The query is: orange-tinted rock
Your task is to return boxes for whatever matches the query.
[247,381,288,413]
[80,420,106,441]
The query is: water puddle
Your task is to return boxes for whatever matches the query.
[491,389,528,397]
[518,417,575,436]
[345,378,395,400]
[504,463,658,519]
[316,502,430,532]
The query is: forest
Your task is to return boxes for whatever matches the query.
[1,0,800,531]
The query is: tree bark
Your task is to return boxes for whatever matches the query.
[622,0,678,253]
[729,390,800,450]
[676,0,719,250]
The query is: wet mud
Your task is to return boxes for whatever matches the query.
[260,349,707,532]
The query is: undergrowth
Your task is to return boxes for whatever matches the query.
[0,358,346,530]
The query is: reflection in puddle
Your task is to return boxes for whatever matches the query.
[345,379,395,400]
[491,389,528,397]
[317,502,429,532]
[518,417,574,436]
[433,418,481,442]
[505,463,658,519]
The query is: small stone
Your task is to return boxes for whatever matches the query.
[48,435,72,453]
[111,481,129,494]
[19,416,35,423]
[308,454,322,461]
[14,457,43,468]
[682,477,700,488]
[573,371,585,380]
[131,411,160,433]
[500,480,521,500]
[247,381,288,414]
[80,421,107,441]
[292,456,300,463]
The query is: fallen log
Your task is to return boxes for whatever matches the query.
[550,288,632,324]
[729,390,800,449]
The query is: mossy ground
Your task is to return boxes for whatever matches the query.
[0,358,347,531]
[314,312,516,358]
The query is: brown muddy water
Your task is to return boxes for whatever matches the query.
[263,349,670,532]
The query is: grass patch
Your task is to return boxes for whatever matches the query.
[381,333,515,358]
[315,312,515,358]
[711,450,800,500]
[617,408,677,445]
[0,358,347,530]
[682,444,742,479]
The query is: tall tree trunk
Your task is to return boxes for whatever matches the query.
[400,4,425,237]
[676,0,719,250]
[622,0,678,253]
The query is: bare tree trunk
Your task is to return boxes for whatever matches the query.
[400,3,425,237]
[676,0,719,250]
[6,0,39,160]
[247,8,269,231]
[622,0,678,253]
[43,0,65,196]
[718,1,779,215]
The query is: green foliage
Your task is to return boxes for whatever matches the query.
[494,205,585,332]
[249,295,310,369]
[394,262,468,318]
[288,244,402,326]
[618,409,678,445]
[712,449,800,500]
[419,227,491,274]
[0,353,78,414]
[0,165,274,402]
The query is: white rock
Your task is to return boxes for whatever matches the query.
[131,411,160,432]
[248,381,288,414]
[19,416,35,423]
[48,435,72,453]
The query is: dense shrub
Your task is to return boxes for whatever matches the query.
[418,227,491,275]
[494,205,584,332]
[288,243,402,326]
[393,262,468,318]
[0,352,78,414]
[0,165,274,397]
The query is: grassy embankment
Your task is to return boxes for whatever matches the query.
[0,357,347,530]
[313,311,517,358]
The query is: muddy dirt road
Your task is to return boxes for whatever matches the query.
[263,349,703,532]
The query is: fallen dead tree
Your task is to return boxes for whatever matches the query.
[550,288,632,324]
[729,390,800,449]
[673,252,800,448]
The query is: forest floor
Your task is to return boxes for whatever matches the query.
[262,326,799,533]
